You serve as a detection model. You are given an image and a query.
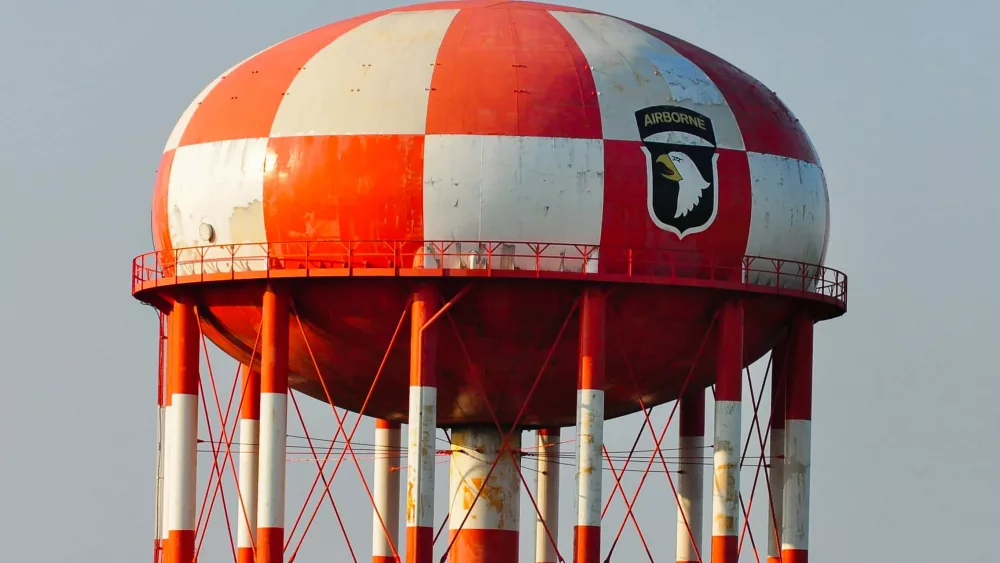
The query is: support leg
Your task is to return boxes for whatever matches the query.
[258,284,289,563]
[448,427,521,563]
[237,365,261,563]
[406,285,439,563]
[782,318,813,563]
[711,301,744,563]
[535,428,560,563]
[164,295,200,563]
[768,342,788,563]
[676,391,705,563]
[373,419,401,563]
[574,288,605,563]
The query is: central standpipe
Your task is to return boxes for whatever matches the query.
[448,428,522,562]
[258,284,290,563]
[236,366,261,563]
[676,390,706,563]
[406,286,439,563]
[711,301,745,563]
[534,428,560,563]
[767,341,788,563]
[574,288,606,563]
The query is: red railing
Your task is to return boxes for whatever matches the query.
[131,240,847,306]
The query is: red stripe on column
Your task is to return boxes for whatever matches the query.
[262,135,425,253]
[715,301,744,402]
[578,288,606,391]
[164,530,194,563]
[678,390,705,437]
[178,13,382,147]
[406,526,433,563]
[573,526,600,563]
[425,5,601,138]
[448,529,518,562]
[373,557,396,563]
[151,150,175,257]
[240,365,261,421]
[257,527,283,563]
[167,296,200,400]
[599,141,751,277]
[261,286,289,395]
[409,285,438,388]
[236,547,255,563]
[782,549,808,563]
[376,418,400,430]
[787,317,814,421]
[711,536,738,562]
[627,22,820,165]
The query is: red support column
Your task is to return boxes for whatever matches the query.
[676,390,705,563]
[406,285,438,563]
[258,285,289,563]
[782,317,814,563]
[768,340,788,563]
[711,300,744,563]
[237,365,261,563]
[574,288,606,563]
[373,419,401,563]
[164,295,200,563]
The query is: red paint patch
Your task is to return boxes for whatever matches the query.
[152,150,175,256]
[426,6,601,138]
[178,13,380,146]
[262,135,425,264]
[599,141,751,277]
[631,22,820,164]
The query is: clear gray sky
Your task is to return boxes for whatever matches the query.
[0,0,996,561]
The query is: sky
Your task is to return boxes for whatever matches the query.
[0,0,997,561]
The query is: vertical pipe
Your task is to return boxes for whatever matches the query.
[676,390,705,563]
[373,419,401,563]
[767,341,788,563]
[406,285,438,563]
[711,300,744,563]
[258,284,289,563]
[237,365,261,563]
[165,295,200,563]
[781,318,813,563]
[574,288,605,563]
[534,428,560,563]
[156,314,171,563]
[447,427,521,563]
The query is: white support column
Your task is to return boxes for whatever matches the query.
[676,391,705,563]
[534,428,560,563]
[257,284,289,563]
[768,341,788,563]
[237,365,261,563]
[574,288,606,563]
[165,296,199,563]
[373,419,401,563]
[406,285,438,563]
[712,301,744,563]
[782,317,814,563]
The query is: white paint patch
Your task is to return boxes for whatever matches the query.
[160,405,174,541]
[768,427,785,559]
[575,389,604,528]
[236,418,260,549]
[270,10,459,137]
[712,399,741,537]
[551,12,744,149]
[406,386,438,528]
[781,420,811,551]
[744,153,828,288]
[257,392,288,529]
[167,138,269,274]
[167,394,199,532]
[372,425,401,557]
[448,428,521,531]
[422,135,605,272]
[676,434,704,562]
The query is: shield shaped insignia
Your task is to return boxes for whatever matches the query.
[635,105,720,238]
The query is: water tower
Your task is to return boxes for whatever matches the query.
[132,2,847,562]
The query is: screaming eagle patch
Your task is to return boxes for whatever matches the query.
[635,105,720,238]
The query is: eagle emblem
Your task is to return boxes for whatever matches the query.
[635,105,720,238]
